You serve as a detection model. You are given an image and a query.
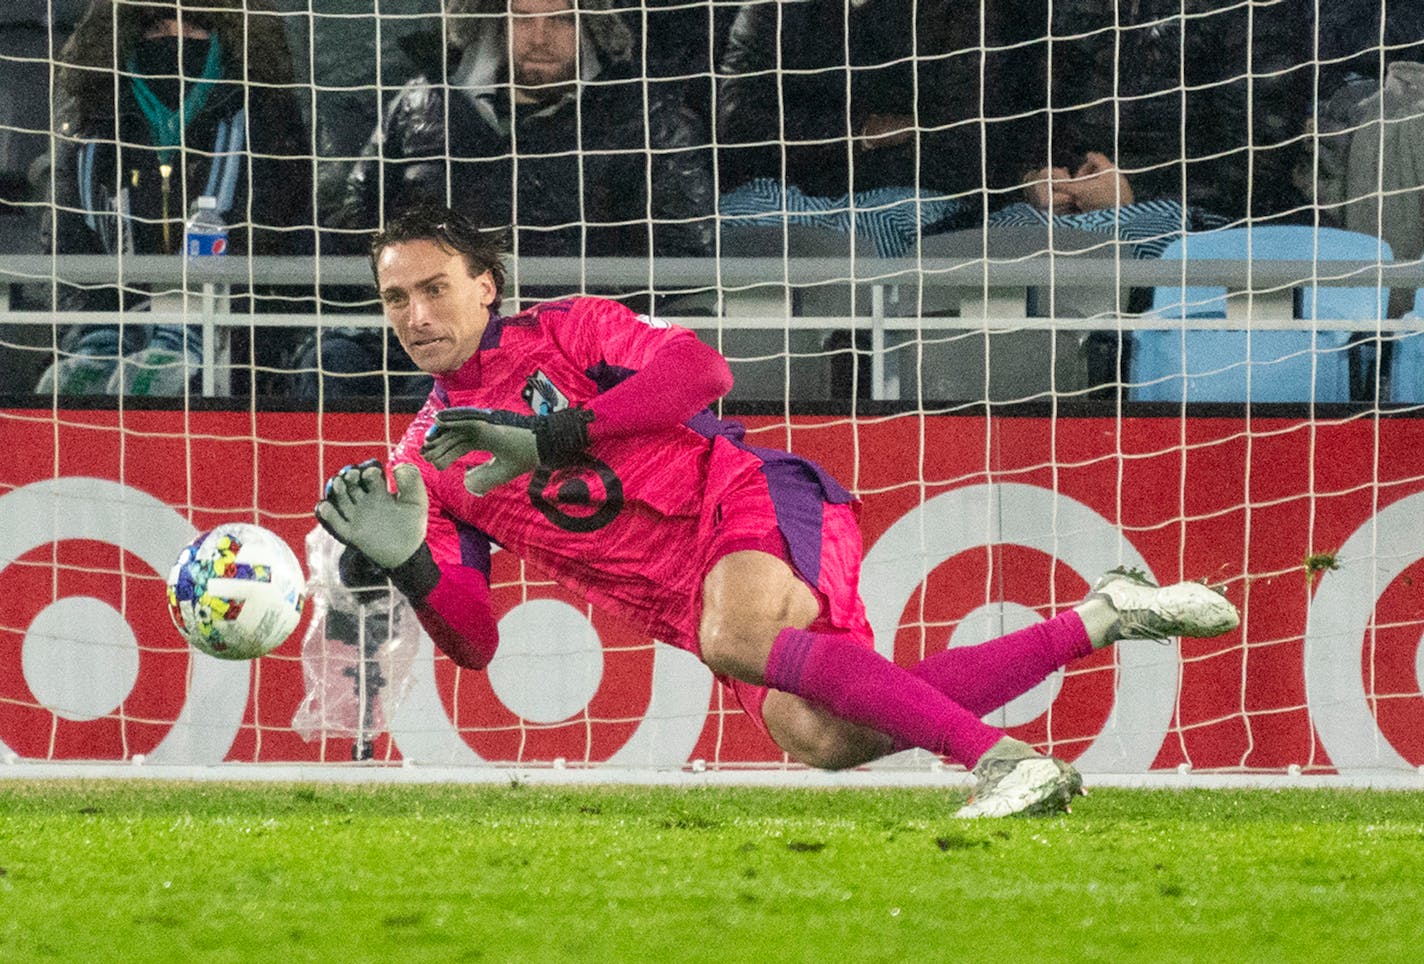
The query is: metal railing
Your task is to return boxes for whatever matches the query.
[3,254,1421,399]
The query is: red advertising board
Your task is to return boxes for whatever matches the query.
[2,407,1423,773]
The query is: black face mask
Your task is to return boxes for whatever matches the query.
[130,35,218,108]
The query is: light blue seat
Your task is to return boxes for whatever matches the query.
[1131,226,1392,403]
[1388,288,1424,403]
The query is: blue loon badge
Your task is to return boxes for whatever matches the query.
[522,369,569,416]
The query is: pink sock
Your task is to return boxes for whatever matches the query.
[764,627,1004,767]
[910,611,1094,716]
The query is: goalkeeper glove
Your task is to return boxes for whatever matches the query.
[420,406,593,496]
[315,460,428,571]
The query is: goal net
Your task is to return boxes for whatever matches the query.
[2,0,1422,780]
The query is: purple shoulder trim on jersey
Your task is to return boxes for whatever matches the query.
[455,518,493,579]
[478,311,505,351]
[585,360,636,393]
[481,301,573,351]
[684,410,854,587]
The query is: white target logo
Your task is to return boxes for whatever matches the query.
[387,545,715,766]
[1304,490,1424,771]
[0,478,250,763]
[860,483,1179,773]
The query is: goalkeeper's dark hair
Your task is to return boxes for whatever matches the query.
[370,202,508,311]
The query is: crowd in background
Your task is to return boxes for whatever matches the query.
[1,0,1422,397]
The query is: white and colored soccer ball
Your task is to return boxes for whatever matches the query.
[166,523,306,660]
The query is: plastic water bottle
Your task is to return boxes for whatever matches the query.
[169,195,228,395]
[185,195,228,257]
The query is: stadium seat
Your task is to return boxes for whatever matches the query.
[677,224,877,401]
[715,222,878,313]
[1,7,90,396]
[909,226,1128,401]
[0,4,87,204]
[1131,225,1392,403]
[919,224,1125,310]
[1388,287,1424,403]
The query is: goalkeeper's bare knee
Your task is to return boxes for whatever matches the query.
[698,550,820,682]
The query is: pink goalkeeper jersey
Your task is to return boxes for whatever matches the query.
[390,296,853,657]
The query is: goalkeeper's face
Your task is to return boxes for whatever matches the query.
[376,239,499,375]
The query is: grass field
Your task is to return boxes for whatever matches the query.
[1,780,1422,963]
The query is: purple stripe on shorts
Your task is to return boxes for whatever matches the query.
[758,460,829,588]
[686,410,855,588]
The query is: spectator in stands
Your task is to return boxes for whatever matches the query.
[331,0,712,259]
[40,0,312,396]
[714,0,1015,256]
[1303,4,1424,265]
[635,0,738,135]
[285,0,445,236]
[992,0,1311,254]
[1316,3,1424,97]
[305,0,714,399]
[274,1,454,402]
[717,0,1012,199]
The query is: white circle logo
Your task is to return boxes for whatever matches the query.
[1304,490,1424,771]
[22,597,140,721]
[861,483,1178,773]
[388,547,714,766]
[487,599,605,723]
[0,478,250,763]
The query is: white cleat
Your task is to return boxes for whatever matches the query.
[954,754,1084,819]
[1091,566,1240,643]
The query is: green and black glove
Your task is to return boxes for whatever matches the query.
[420,406,593,495]
[315,460,439,603]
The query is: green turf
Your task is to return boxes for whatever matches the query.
[2,781,1422,963]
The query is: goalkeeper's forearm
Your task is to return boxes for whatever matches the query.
[584,335,732,441]
[407,560,501,670]
[340,544,500,670]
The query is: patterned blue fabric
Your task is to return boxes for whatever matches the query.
[718,178,973,257]
[719,180,1226,260]
[985,199,1228,259]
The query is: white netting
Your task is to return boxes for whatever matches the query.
[1,0,1423,776]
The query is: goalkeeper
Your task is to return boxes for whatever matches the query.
[316,202,1240,818]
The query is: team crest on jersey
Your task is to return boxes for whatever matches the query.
[522,369,568,416]
[520,369,624,532]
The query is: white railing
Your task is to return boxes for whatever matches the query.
[2,254,1420,399]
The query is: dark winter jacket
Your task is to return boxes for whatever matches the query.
[715,0,1015,198]
[332,0,714,260]
[47,0,313,312]
[1318,2,1424,91]
[1014,0,1311,221]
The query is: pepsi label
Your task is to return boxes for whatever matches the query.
[187,233,228,257]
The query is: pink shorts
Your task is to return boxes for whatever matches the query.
[687,470,873,736]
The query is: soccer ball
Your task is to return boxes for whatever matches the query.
[166,523,306,660]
